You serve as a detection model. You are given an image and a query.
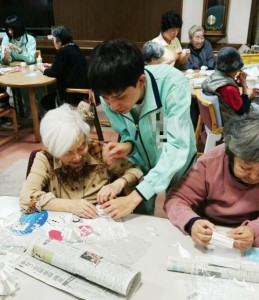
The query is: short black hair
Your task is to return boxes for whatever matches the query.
[5,15,25,40]
[88,39,144,95]
[161,11,183,32]
[52,26,73,45]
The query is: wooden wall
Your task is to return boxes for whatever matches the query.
[53,0,182,43]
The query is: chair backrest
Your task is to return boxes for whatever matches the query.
[26,149,41,178]
[0,92,19,147]
[195,90,224,155]
[200,92,222,127]
[35,50,42,59]
[65,88,104,141]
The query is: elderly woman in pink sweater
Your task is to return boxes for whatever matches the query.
[165,112,259,251]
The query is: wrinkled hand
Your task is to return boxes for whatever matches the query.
[37,65,46,73]
[8,43,20,52]
[43,63,52,68]
[174,48,182,60]
[97,179,125,204]
[101,191,142,219]
[227,225,255,251]
[102,142,132,165]
[70,199,97,219]
[182,49,191,58]
[191,219,215,247]
[236,71,247,87]
[250,88,259,99]
[4,47,11,55]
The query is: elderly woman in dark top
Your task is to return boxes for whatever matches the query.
[38,26,89,111]
[20,104,143,218]
[183,25,215,70]
[142,41,164,65]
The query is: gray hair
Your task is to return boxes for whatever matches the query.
[188,25,204,39]
[51,26,73,45]
[40,104,90,158]
[142,41,164,63]
[224,112,259,162]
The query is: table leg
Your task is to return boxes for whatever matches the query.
[28,87,41,143]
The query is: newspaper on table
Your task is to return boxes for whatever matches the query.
[15,236,141,299]
[167,256,259,283]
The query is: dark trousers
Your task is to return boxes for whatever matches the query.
[190,97,200,129]
[41,92,57,111]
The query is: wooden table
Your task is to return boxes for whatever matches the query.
[0,67,56,142]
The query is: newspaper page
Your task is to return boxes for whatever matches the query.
[167,256,259,283]
[24,236,141,297]
[16,254,125,300]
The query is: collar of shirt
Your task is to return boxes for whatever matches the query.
[156,32,174,47]
[53,152,100,170]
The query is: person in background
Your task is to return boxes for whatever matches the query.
[87,39,196,219]
[202,47,259,125]
[1,15,36,65]
[1,15,38,124]
[142,41,164,65]
[20,104,143,217]
[165,112,259,251]
[183,25,215,70]
[38,26,89,111]
[184,25,216,128]
[0,88,12,130]
[152,11,190,67]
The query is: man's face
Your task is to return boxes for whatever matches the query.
[101,75,146,114]
[234,156,259,185]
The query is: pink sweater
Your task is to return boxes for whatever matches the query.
[164,144,259,246]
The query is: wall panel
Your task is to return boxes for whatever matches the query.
[53,0,182,42]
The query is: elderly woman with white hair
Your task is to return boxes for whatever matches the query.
[165,112,259,251]
[20,104,143,219]
[183,25,215,70]
[142,41,164,65]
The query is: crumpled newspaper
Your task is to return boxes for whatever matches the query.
[0,262,19,296]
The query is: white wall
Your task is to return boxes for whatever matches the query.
[181,0,252,44]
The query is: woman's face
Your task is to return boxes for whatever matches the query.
[7,28,14,37]
[234,156,259,185]
[190,31,205,49]
[60,134,88,169]
[162,28,180,43]
[53,36,62,50]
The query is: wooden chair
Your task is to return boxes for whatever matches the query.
[35,49,42,60]
[0,92,19,147]
[195,91,224,156]
[66,88,108,141]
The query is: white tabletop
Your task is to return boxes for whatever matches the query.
[1,196,259,300]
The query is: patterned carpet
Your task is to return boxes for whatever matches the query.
[0,159,28,196]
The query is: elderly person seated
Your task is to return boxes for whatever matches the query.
[202,47,259,125]
[20,104,143,219]
[142,41,164,65]
[38,26,89,111]
[183,25,215,70]
[165,112,259,251]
